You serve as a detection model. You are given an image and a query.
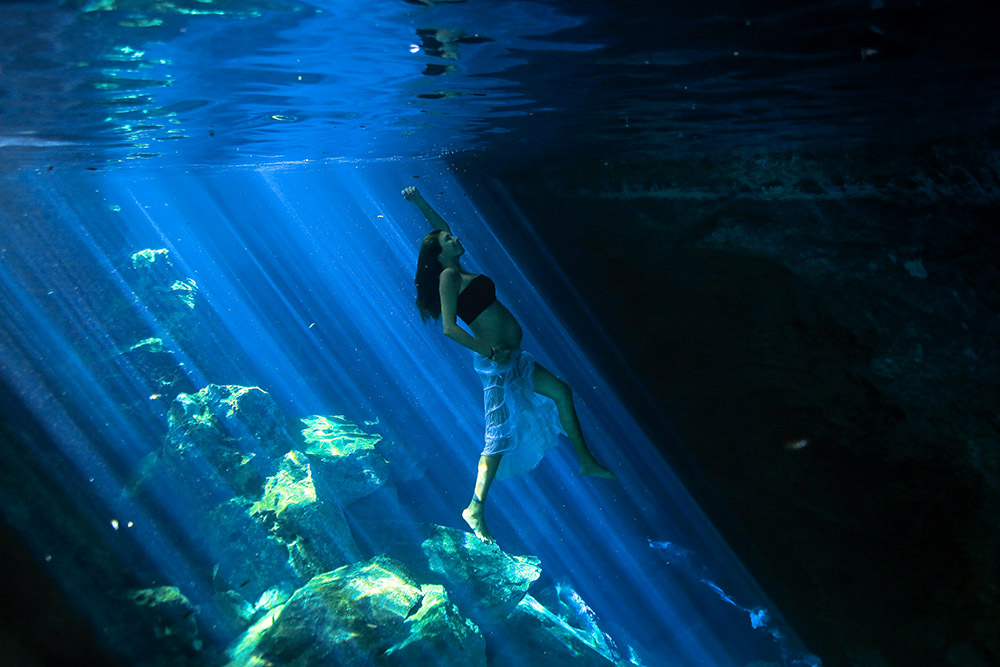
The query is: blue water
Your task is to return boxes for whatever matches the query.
[0,159,820,665]
[0,0,912,664]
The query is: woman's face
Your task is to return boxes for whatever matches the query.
[437,232,464,262]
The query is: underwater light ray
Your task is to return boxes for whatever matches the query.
[380,172,811,663]
[116,179,348,408]
[399,176,812,661]
[113,169,486,462]
[244,172,496,429]
[0,179,335,642]
[0,288,226,623]
[33,186,225,410]
[0,258,163,473]
[492,468,728,661]
[500,327,729,557]
[402,318,692,652]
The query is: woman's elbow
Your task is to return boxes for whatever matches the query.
[442,322,459,339]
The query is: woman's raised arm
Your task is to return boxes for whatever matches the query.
[402,186,451,233]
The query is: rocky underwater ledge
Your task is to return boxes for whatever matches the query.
[131,382,625,667]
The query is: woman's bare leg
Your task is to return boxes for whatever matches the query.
[532,363,615,478]
[463,454,501,542]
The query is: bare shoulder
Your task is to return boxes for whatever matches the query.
[439,267,461,289]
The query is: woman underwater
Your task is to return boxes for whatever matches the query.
[405,186,614,543]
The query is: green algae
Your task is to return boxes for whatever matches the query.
[170,278,198,309]
[128,336,165,353]
[301,414,382,457]
[229,555,485,667]
[250,451,316,519]
[131,247,169,270]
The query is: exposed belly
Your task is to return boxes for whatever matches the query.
[469,301,522,350]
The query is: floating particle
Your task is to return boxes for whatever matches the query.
[784,439,809,451]
[111,519,120,530]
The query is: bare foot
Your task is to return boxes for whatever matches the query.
[462,502,494,543]
[580,461,616,479]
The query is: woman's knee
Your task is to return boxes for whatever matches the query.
[534,363,572,402]
[553,377,573,402]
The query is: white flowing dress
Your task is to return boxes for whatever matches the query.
[472,349,565,478]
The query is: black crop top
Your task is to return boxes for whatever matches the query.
[456,274,497,325]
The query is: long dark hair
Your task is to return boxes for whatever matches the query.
[415,230,445,322]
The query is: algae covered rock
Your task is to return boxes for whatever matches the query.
[382,583,485,667]
[126,586,203,658]
[203,499,300,604]
[421,524,541,623]
[164,385,293,500]
[230,555,484,667]
[119,337,195,402]
[250,450,361,579]
[130,248,199,313]
[168,385,292,457]
[301,414,391,506]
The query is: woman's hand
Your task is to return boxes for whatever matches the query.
[404,186,451,232]
[490,346,512,364]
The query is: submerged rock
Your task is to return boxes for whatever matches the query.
[493,594,616,666]
[301,414,392,506]
[129,248,200,323]
[126,586,202,658]
[421,524,541,623]
[164,385,294,501]
[119,337,195,402]
[203,499,300,606]
[534,582,619,661]
[228,555,484,667]
[174,385,293,456]
[382,583,486,666]
[123,247,251,382]
[250,450,361,579]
